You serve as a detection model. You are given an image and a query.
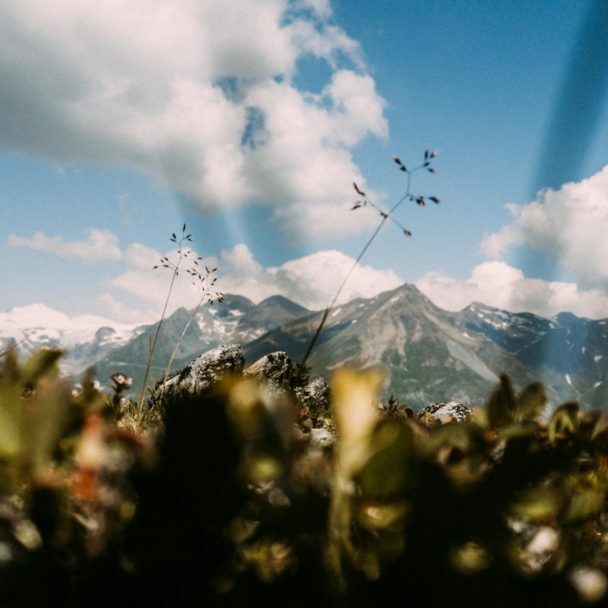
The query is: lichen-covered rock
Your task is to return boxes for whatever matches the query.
[154,344,245,400]
[244,351,293,388]
[295,377,330,420]
[295,377,333,444]
[418,401,471,425]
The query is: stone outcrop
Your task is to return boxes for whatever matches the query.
[153,345,469,446]
[295,377,330,421]
[154,346,336,447]
[243,351,293,388]
[153,344,245,400]
[418,401,471,425]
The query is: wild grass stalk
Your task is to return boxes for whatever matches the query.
[137,224,192,419]
[135,225,223,424]
[163,265,223,380]
[300,150,440,366]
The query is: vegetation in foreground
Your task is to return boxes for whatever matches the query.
[1,348,608,606]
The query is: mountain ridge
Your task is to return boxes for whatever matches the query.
[2,285,607,408]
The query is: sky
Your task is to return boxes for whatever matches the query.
[1,0,608,324]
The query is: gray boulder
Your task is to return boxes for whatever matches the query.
[244,351,293,388]
[154,344,245,399]
[295,377,330,420]
[418,401,471,424]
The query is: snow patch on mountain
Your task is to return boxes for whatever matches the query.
[0,303,137,374]
[1,304,134,344]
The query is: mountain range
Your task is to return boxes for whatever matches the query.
[2,285,607,409]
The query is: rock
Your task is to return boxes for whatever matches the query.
[151,345,337,448]
[310,427,333,448]
[418,401,471,424]
[154,344,244,399]
[295,377,330,420]
[295,377,333,443]
[244,351,293,388]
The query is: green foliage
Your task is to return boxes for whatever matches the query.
[3,348,608,606]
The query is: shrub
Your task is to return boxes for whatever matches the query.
[1,349,608,606]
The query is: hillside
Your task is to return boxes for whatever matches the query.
[3,287,608,408]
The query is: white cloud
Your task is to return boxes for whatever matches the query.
[480,208,522,258]
[243,71,387,237]
[0,0,387,239]
[221,243,264,276]
[102,242,402,320]
[417,261,608,319]
[7,229,122,263]
[97,292,154,325]
[219,245,402,309]
[110,247,203,314]
[123,243,160,270]
[295,0,333,20]
[481,165,608,289]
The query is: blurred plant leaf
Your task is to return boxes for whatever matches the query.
[356,420,413,499]
[563,489,606,523]
[331,368,383,479]
[508,486,563,522]
[549,402,579,443]
[20,349,63,388]
[514,382,546,423]
[23,380,72,477]
[0,383,23,460]
[497,422,537,441]
[486,374,516,429]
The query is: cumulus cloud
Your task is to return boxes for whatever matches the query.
[7,229,122,263]
[296,0,333,20]
[481,166,608,289]
[0,0,387,238]
[108,244,201,314]
[108,241,608,323]
[97,292,154,325]
[417,261,608,319]
[102,242,403,320]
[218,244,402,309]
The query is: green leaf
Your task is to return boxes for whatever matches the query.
[509,486,562,522]
[356,420,413,499]
[486,374,516,429]
[548,402,579,443]
[0,385,23,459]
[497,422,537,441]
[20,349,63,388]
[24,382,72,475]
[514,382,546,422]
[562,489,605,523]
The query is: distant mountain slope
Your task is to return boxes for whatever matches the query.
[0,304,136,374]
[458,302,608,407]
[244,285,542,408]
[93,294,312,390]
[4,287,608,409]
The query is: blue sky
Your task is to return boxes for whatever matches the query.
[1,0,608,323]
